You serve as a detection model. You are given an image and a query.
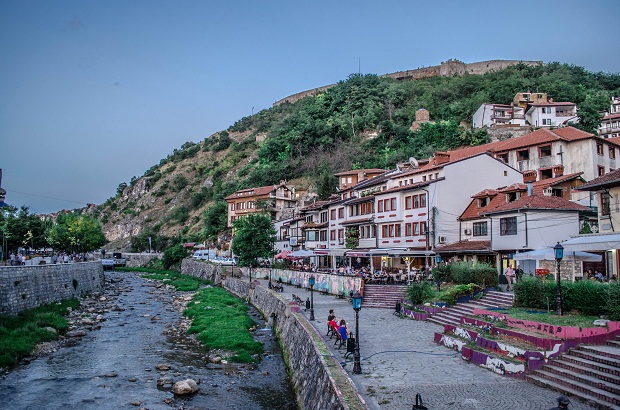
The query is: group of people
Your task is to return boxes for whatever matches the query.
[8,252,75,266]
[585,268,616,282]
[503,264,524,291]
[327,309,349,342]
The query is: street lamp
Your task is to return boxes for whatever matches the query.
[554,242,564,316]
[351,291,363,374]
[308,275,315,321]
[269,266,273,289]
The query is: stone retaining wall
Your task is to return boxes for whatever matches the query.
[224,278,364,410]
[0,261,105,316]
[181,258,222,284]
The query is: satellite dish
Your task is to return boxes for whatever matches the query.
[409,157,419,167]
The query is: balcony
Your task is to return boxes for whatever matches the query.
[539,156,553,168]
[556,111,576,117]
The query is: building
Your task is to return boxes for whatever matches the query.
[472,104,526,129]
[598,97,620,139]
[224,181,297,227]
[525,101,578,128]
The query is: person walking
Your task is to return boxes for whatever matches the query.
[505,265,515,291]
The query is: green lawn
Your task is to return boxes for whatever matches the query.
[505,308,600,328]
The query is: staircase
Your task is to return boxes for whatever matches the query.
[525,336,620,409]
[426,291,514,327]
[362,284,406,309]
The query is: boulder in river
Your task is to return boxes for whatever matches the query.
[173,379,200,395]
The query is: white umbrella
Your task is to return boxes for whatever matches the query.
[513,248,602,262]
[560,233,620,252]
[288,249,316,258]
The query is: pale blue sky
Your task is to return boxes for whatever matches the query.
[1,1,618,214]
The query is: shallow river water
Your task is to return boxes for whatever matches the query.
[0,271,297,410]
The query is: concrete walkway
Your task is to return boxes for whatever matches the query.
[254,278,598,410]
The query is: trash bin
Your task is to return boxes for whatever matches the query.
[345,335,355,358]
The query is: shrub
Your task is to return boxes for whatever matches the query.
[161,244,189,269]
[406,282,434,305]
[444,261,498,287]
[438,283,481,305]
[607,283,620,321]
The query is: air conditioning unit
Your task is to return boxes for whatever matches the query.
[438,236,447,244]
[464,228,472,235]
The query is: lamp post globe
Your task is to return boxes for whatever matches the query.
[554,242,564,316]
[308,275,315,321]
[351,291,363,374]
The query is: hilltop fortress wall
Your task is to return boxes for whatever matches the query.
[273,59,542,106]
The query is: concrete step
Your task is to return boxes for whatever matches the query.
[427,316,460,327]
[571,348,620,368]
[543,364,620,395]
[562,354,620,377]
[527,370,620,407]
[551,359,620,387]
[579,345,620,362]
[526,373,618,410]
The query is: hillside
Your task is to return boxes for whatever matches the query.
[90,61,620,252]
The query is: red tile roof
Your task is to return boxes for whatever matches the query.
[225,183,290,200]
[575,168,620,191]
[482,194,590,215]
[601,113,620,121]
[437,240,492,253]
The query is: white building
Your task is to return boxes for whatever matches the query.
[472,104,526,128]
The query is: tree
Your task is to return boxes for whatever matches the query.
[161,243,189,269]
[0,206,46,253]
[231,214,276,281]
[315,169,338,200]
[46,214,107,253]
[202,201,228,240]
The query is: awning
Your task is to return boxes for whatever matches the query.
[328,248,347,256]
[367,248,395,256]
[288,249,316,258]
[313,249,329,255]
[513,248,602,262]
[346,249,369,257]
[388,249,435,257]
[561,233,620,252]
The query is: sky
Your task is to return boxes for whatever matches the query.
[1,1,619,214]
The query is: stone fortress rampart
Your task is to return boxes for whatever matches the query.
[273,59,542,106]
[0,261,105,316]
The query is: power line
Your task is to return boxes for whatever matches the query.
[4,187,89,206]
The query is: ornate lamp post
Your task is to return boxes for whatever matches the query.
[269,266,273,289]
[554,242,564,316]
[308,275,315,321]
[351,291,363,374]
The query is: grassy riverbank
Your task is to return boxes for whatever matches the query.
[123,267,263,363]
[0,299,79,369]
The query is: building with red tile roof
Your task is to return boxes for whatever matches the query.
[225,181,297,227]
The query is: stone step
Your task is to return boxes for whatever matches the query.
[427,316,460,327]
[579,345,620,361]
[527,370,620,407]
[543,364,620,395]
[551,359,620,386]
[562,354,620,377]
[572,348,620,368]
[526,373,618,410]
[608,340,620,348]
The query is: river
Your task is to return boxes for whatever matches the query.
[0,271,297,410]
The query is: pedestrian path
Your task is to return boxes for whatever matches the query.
[254,278,599,410]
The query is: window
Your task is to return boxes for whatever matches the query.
[338,229,344,239]
[498,153,508,163]
[378,200,384,212]
[330,209,336,220]
[405,196,412,210]
[420,193,427,208]
[320,211,328,223]
[390,198,396,211]
[598,166,606,176]
[405,223,412,236]
[330,230,336,240]
[539,145,552,157]
[542,118,552,126]
[601,192,611,216]
[420,221,427,235]
[542,107,552,114]
[305,216,313,223]
[338,207,344,218]
[597,143,604,156]
[320,230,327,241]
[610,147,616,159]
[381,223,401,238]
[500,217,517,235]
[230,203,235,211]
[473,222,488,236]
[413,195,420,208]
[539,168,553,179]
[306,231,318,241]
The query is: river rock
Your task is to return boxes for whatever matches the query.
[66,330,87,338]
[173,379,200,395]
[156,377,173,387]
[210,356,222,364]
[155,363,171,371]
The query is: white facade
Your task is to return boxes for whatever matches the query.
[489,210,581,251]
[472,104,526,128]
[525,103,578,128]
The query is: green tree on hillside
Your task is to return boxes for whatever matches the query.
[231,214,275,281]
[46,214,107,253]
[202,201,228,240]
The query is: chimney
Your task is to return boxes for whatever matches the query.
[523,170,537,183]
[527,183,533,196]
[434,151,450,165]
[553,165,564,177]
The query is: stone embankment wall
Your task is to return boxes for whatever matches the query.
[274,59,542,106]
[224,278,364,410]
[181,258,222,284]
[0,261,105,316]
[124,253,161,268]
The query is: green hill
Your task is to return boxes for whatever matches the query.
[92,62,620,252]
